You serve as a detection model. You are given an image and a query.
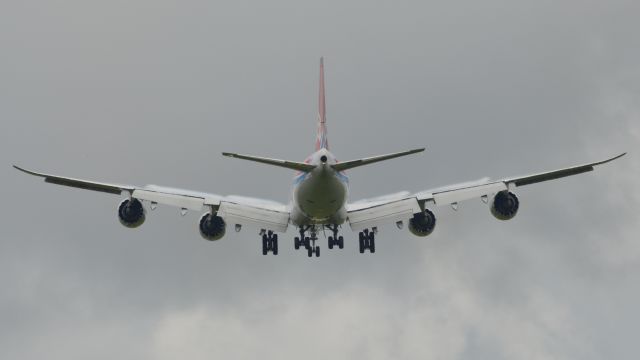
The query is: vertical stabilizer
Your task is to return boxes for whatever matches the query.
[315,57,329,150]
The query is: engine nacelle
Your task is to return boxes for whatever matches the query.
[199,213,226,241]
[408,209,436,237]
[118,198,146,228]
[490,191,519,220]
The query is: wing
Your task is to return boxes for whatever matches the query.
[13,165,290,232]
[346,153,626,231]
[347,195,422,232]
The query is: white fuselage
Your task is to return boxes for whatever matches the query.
[290,148,349,226]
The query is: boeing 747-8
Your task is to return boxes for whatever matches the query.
[14,58,626,257]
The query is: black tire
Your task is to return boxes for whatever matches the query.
[262,235,268,255]
[273,235,279,255]
[369,233,376,253]
[338,236,344,249]
[304,237,311,249]
[315,246,320,257]
[307,246,313,257]
[359,236,365,254]
[294,237,300,250]
[328,236,334,249]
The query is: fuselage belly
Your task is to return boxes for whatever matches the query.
[290,150,348,226]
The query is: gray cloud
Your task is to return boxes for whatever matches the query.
[1,0,639,359]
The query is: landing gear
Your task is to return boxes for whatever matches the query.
[293,224,346,257]
[261,230,278,255]
[328,235,344,249]
[307,244,320,257]
[327,225,344,250]
[305,233,319,258]
[294,226,309,251]
[295,226,322,257]
[358,229,375,254]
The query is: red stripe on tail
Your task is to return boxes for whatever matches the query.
[316,57,329,150]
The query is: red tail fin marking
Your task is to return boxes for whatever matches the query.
[316,57,329,150]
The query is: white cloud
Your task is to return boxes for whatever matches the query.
[151,251,588,360]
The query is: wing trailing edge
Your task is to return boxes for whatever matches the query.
[13,165,132,195]
[504,152,627,186]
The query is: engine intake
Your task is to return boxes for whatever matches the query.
[199,213,226,241]
[491,191,519,220]
[408,209,436,237]
[118,198,146,228]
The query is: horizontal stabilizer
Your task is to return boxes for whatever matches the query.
[222,153,316,172]
[332,148,425,172]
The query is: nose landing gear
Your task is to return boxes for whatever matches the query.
[307,243,320,257]
[295,226,321,257]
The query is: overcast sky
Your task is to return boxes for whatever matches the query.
[1,0,639,359]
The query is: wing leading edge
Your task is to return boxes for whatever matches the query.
[347,153,626,231]
[418,152,626,206]
[13,165,290,232]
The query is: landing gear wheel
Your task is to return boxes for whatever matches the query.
[262,234,268,255]
[294,236,300,250]
[261,231,279,255]
[358,231,376,253]
[328,236,334,249]
[304,237,311,249]
[272,234,279,255]
[307,246,313,257]
[338,236,344,249]
[315,246,320,257]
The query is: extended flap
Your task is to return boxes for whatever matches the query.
[217,202,290,233]
[347,198,421,232]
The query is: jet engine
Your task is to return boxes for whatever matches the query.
[490,191,519,220]
[118,198,146,228]
[408,209,436,237]
[199,213,226,241]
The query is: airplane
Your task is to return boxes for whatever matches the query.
[13,58,626,258]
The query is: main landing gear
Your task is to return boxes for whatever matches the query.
[292,225,376,257]
[294,226,308,250]
[327,224,344,250]
[358,228,376,254]
[261,230,278,255]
